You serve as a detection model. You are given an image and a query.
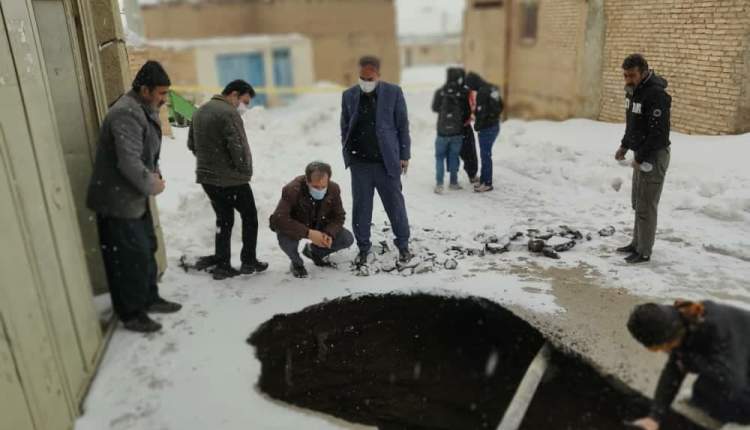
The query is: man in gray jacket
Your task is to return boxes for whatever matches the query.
[87,61,182,333]
[188,80,268,280]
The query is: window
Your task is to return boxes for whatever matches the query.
[520,2,539,42]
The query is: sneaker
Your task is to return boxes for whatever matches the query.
[434,185,445,194]
[398,248,414,263]
[449,183,463,191]
[625,252,651,264]
[474,184,494,193]
[240,260,269,275]
[291,262,308,278]
[194,255,219,271]
[123,313,162,333]
[302,244,334,267]
[146,298,182,314]
[616,244,637,254]
[469,176,480,184]
[212,264,241,280]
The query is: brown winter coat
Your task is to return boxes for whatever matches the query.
[269,176,346,240]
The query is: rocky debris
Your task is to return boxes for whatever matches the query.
[528,239,546,253]
[486,242,509,255]
[542,247,561,260]
[552,240,576,253]
[598,226,616,237]
[444,259,458,270]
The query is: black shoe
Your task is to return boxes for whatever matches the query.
[354,251,371,267]
[194,255,220,271]
[212,264,241,280]
[240,260,269,275]
[399,248,414,263]
[616,244,637,254]
[147,298,182,314]
[625,252,651,264]
[291,262,308,278]
[302,244,334,267]
[123,314,162,333]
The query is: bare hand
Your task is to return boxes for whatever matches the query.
[308,230,329,248]
[632,160,641,170]
[401,160,409,175]
[615,147,627,161]
[322,234,333,249]
[152,173,166,195]
[628,417,659,430]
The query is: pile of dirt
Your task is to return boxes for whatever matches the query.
[248,294,707,430]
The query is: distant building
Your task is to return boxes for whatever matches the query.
[400,34,462,68]
[129,34,315,107]
[463,0,750,135]
[139,0,401,86]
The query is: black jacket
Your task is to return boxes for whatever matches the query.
[466,73,503,131]
[432,68,471,137]
[621,71,672,164]
[650,301,750,421]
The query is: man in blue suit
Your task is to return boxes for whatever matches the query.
[340,56,412,265]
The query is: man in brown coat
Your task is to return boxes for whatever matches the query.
[269,162,354,278]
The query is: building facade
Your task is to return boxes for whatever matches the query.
[139,0,401,87]
[463,0,750,135]
[1,1,167,429]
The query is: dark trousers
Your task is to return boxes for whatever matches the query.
[460,125,478,179]
[350,162,410,253]
[478,124,500,186]
[97,212,159,321]
[692,375,750,424]
[630,147,670,257]
[202,183,258,266]
[277,229,355,265]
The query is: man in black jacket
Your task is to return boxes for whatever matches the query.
[615,54,672,264]
[465,72,503,193]
[431,68,471,194]
[627,300,750,429]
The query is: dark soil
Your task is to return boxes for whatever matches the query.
[247,293,707,430]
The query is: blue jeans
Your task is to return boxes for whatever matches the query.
[478,124,500,186]
[350,162,411,253]
[435,135,463,185]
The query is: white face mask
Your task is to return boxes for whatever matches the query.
[237,101,249,115]
[358,78,378,94]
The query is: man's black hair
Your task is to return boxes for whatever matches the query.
[358,56,381,71]
[132,60,171,92]
[222,79,256,98]
[622,54,649,72]
[627,303,685,347]
[305,161,332,181]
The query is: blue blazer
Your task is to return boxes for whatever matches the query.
[340,81,411,178]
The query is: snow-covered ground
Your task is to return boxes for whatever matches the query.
[76,66,750,430]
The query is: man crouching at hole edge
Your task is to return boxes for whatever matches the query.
[626,300,750,429]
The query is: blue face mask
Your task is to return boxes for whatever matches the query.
[308,185,327,201]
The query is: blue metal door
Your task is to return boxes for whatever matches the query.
[272,48,294,103]
[216,53,267,106]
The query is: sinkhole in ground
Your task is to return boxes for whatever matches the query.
[247,294,706,430]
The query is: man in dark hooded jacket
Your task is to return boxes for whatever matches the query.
[615,54,672,264]
[431,68,471,194]
[465,72,503,193]
[627,300,750,429]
